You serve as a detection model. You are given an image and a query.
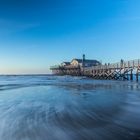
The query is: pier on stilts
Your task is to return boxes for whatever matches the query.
[50,59,140,82]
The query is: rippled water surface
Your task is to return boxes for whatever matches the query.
[0,75,140,140]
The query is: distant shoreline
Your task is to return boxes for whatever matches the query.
[0,74,52,76]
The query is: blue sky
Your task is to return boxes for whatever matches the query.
[0,0,140,74]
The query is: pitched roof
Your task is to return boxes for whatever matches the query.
[72,59,100,64]
[61,62,71,65]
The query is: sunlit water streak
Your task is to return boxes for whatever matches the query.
[0,75,140,140]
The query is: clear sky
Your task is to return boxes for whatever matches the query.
[0,0,140,74]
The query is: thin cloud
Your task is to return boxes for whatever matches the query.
[112,16,140,22]
[0,19,40,35]
[125,16,140,21]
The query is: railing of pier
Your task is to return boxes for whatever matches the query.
[65,65,80,69]
[50,65,60,69]
[50,65,80,70]
[91,59,140,70]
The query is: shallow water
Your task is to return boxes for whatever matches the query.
[0,75,140,140]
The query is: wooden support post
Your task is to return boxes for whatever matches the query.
[136,69,139,82]
[127,71,129,80]
[136,73,138,82]
[130,69,133,81]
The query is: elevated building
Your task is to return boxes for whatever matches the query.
[71,59,100,67]
[50,55,101,75]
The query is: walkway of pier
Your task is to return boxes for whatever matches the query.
[84,59,140,81]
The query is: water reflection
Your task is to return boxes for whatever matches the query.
[0,76,140,140]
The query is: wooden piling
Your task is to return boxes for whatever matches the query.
[130,69,133,81]
[136,69,139,82]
